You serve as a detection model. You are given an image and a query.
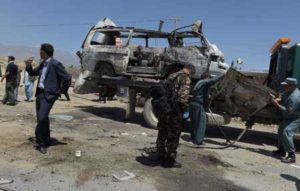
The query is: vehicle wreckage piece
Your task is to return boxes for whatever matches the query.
[211,68,277,119]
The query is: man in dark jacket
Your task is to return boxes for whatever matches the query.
[156,64,194,168]
[1,56,18,105]
[26,43,71,154]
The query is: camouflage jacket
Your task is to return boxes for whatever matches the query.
[168,70,192,111]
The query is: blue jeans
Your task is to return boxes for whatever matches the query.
[25,82,34,101]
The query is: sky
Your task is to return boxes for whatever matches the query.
[0,0,299,70]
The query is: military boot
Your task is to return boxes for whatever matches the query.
[163,153,182,168]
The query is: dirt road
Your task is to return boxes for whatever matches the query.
[0,85,299,191]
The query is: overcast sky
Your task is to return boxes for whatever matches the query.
[0,0,299,70]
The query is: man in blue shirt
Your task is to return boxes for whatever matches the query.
[271,78,300,163]
[190,72,225,145]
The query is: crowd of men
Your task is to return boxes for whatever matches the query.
[1,43,71,154]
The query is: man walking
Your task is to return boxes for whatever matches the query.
[271,78,300,163]
[190,72,225,145]
[24,57,36,102]
[26,43,71,154]
[1,56,18,105]
[156,64,194,168]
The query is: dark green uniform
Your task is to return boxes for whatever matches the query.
[190,75,223,145]
[2,62,18,105]
[156,71,191,162]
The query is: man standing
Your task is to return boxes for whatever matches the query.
[271,78,300,163]
[1,56,18,105]
[14,68,22,102]
[190,72,225,145]
[156,64,194,168]
[26,43,71,154]
[24,57,36,102]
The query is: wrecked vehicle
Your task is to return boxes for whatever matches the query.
[74,17,229,128]
[74,18,228,93]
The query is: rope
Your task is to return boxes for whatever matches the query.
[203,107,249,149]
[183,98,249,149]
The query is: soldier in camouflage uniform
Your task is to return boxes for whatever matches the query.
[156,64,194,168]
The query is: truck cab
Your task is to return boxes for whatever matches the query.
[266,38,300,92]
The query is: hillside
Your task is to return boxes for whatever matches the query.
[0,43,80,67]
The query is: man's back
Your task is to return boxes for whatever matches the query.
[5,62,18,83]
[282,88,300,119]
[168,70,191,112]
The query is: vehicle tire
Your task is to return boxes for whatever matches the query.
[143,98,158,129]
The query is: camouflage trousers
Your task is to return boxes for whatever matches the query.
[156,113,183,160]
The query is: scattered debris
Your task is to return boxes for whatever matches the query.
[50,115,74,122]
[0,179,13,185]
[121,133,129,136]
[87,138,99,141]
[110,133,120,138]
[75,150,82,158]
[112,170,136,182]
[111,139,120,146]
[141,132,147,136]
[0,186,15,191]
[291,164,300,169]
[62,137,74,142]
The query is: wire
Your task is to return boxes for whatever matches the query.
[0,23,93,28]
[0,18,184,28]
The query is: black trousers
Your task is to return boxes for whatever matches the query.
[35,91,55,146]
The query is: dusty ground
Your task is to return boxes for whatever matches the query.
[0,84,299,191]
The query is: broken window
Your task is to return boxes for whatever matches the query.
[90,31,120,46]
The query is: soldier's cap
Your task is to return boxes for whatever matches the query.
[184,63,195,75]
[281,78,297,86]
[24,57,34,63]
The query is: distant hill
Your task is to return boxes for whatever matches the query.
[0,43,80,67]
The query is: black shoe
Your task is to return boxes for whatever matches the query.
[141,152,165,164]
[172,160,182,168]
[162,159,182,168]
[282,153,296,163]
[272,149,286,158]
[196,141,205,146]
[37,146,47,154]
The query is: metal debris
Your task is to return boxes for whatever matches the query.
[112,170,136,182]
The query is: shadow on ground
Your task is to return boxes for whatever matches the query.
[74,106,150,128]
[281,174,300,191]
[181,125,300,158]
[28,137,67,147]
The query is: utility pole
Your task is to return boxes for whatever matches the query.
[170,17,182,30]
